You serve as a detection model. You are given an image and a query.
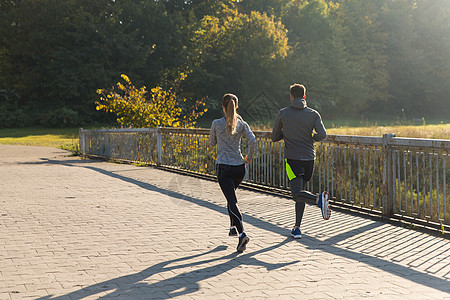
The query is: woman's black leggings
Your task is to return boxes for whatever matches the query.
[217,164,245,234]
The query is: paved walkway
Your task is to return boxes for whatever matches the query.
[0,145,449,300]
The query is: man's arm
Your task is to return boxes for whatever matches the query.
[313,114,327,141]
[271,110,283,142]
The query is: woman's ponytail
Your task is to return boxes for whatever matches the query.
[222,93,239,135]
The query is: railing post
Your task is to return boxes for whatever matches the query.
[79,128,85,155]
[156,127,162,166]
[382,133,395,217]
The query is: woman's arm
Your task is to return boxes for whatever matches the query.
[209,121,217,147]
[243,122,256,162]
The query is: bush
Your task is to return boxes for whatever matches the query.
[40,108,81,128]
[0,89,32,128]
[0,108,31,128]
[96,74,207,128]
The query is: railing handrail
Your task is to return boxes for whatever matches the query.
[80,128,157,133]
[80,127,450,150]
[388,137,450,150]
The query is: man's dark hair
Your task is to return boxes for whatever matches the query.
[290,84,306,98]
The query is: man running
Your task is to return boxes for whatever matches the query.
[271,83,331,239]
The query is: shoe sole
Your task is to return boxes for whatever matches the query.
[321,191,331,220]
[291,233,302,239]
[229,234,238,237]
[237,236,249,252]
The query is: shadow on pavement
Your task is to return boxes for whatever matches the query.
[27,157,450,297]
[38,239,296,299]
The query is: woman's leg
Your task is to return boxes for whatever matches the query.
[228,208,235,227]
[227,166,244,227]
[233,175,244,190]
[218,165,245,234]
[229,169,244,228]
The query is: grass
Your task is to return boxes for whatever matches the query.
[0,127,81,154]
[249,121,450,139]
[326,124,450,139]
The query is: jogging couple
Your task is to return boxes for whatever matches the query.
[209,84,331,253]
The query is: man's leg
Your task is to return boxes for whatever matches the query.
[295,202,306,228]
[287,170,306,238]
[290,175,331,220]
[289,176,317,204]
[287,159,331,234]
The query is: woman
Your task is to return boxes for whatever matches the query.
[209,93,256,252]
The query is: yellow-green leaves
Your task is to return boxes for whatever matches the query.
[96,74,207,128]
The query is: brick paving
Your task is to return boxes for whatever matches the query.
[0,144,449,300]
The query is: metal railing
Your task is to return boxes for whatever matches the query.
[80,128,450,230]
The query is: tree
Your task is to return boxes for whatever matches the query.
[0,0,190,125]
[2,0,448,126]
[237,0,290,17]
[282,0,335,115]
[187,6,289,113]
[366,0,450,118]
[332,0,390,115]
[413,0,450,117]
[96,74,207,128]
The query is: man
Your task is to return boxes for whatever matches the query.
[271,83,331,239]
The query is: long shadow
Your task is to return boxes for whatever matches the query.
[26,158,450,296]
[38,238,295,299]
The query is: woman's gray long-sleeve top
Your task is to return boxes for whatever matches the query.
[209,117,256,165]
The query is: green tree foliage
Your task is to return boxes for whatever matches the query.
[1,0,449,127]
[335,0,390,103]
[414,0,450,117]
[0,89,30,128]
[238,0,290,16]
[380,0,450,117]
[188,6,289,108]
[96,74,207,128]
[284,0,390,116]
[282,0,343,115]
[1,0,186,124]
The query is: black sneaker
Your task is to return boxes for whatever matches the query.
[237,233,249,252]
[229,227,238,237]
[290,227,302,239]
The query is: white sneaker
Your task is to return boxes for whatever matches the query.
[318,191,331,220]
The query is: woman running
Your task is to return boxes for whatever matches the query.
[209,93,256,252]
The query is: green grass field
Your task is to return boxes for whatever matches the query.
[327,124,450,139]
[250,122,449,139]
[0,127,80,152]
[0,123,448,152]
